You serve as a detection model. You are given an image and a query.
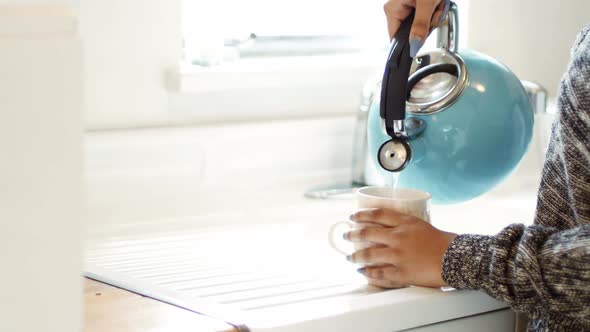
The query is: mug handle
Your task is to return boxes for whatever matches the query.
[328,221,353,256]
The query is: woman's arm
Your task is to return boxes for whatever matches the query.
[443,224,590,324]
[532,24,590,232]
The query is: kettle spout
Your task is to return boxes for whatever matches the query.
[377,139,412,172]
[377,117,426,172]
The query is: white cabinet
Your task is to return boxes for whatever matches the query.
[407,309,515,332]
[0,5,83,332]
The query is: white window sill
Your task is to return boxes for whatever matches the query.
[170,53,385,92]
[166,53,385,124]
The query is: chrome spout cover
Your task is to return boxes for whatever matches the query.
[377,139,412,172]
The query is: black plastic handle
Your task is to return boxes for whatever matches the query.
[379,12,415,138]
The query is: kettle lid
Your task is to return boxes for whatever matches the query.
[405,1,467,115]
[406,50,468,115]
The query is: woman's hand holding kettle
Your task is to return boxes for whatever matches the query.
[383,0,449,57]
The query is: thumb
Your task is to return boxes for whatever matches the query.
[409,0,439,57]
[384,0,413,41]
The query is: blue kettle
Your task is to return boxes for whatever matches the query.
[368,1,534,204]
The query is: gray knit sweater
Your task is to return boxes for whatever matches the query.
[442,26,590,331]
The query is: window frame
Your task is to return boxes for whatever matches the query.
[167,52,385,123]
[170,0,470,123]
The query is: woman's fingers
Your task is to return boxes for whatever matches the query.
[359,265,408,288]
[347,246,401,265]
[383,0,447,56]
[429,2,444,30]
[409,0,440,57]
[366,277,406,289]
[344,226,398,247]
[360,265,406,285]
[383,0,413,41]
[430,0,450,33]
[351,208,415,227]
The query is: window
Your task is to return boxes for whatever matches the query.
[182,0,388,66]
[172,1,469,122]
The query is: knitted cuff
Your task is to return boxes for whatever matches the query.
[441,234,493,290]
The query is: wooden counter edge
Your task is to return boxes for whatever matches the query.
[84,277,237,332]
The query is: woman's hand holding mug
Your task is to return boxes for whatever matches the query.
[345,208,457,289]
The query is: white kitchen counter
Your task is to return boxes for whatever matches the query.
[85,184,537,332]
[84,116,543,331]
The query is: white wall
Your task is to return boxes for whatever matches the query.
[84,116,355,230]
[0,4,83,332]
[79,0,182,129]
[468,0,590,97]
[77,0,378,130]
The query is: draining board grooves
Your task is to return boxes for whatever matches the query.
[85,222,371,329]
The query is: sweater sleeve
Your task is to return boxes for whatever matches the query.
[442,224,590,325]
[441,25,590,328]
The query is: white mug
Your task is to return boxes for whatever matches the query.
[329,186,432,256]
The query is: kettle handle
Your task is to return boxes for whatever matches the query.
[379,1,457,139]
[379,11,414,138]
